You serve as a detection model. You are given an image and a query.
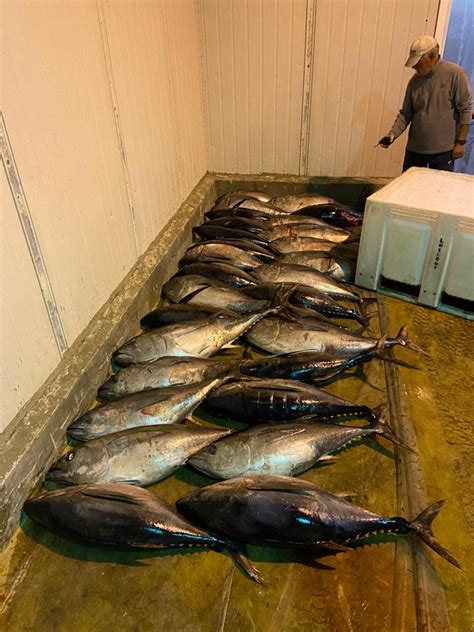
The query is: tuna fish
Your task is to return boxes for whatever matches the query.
[98,356,236,401]
[269,193,338,212]
[270,237,340,254]
[193,224,269,247]
[112,310,273,366]
[48,424,233,486]
[268,223,351,244]
[251,264,360,301]
[204,216,267,235]
[202,378,379,423]
[292,205,364,228]
[182,239,275,265]
[24,484,263,582]
[188,416,406,479]
[213,190,272,207]
[140,305,234,330]
[240,350,372,383]
[68,379,222,441]
[177,476,461,569]
[245,317,424,357]
[276,252,356,282]
[242,283,365,323]
[162,275,229,304]
[172,262,258,288]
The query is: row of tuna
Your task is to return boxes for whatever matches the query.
[24,190,460,583]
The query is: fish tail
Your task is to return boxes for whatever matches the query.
[368,407,416,453]
[357,297,378,326]
[228,547,267,585]
[270,283,296,310]
[410,501,462,569]
[387,325,429,357]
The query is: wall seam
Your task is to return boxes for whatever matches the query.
[0,113,68,356]
[195,0,212,172]
[96,0,140,257]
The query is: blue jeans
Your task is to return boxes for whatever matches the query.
[402,149,454,172]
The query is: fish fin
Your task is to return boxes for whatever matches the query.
[388,325,429,357]
[229,549,266,585]
[246,382,314,395]
[317,455,338,463]
[334,492,357,501]
[269,283,297,310]
[315,540,350,551]
[242,476,320,498]
[368,407,416,453]
[79,486,151,506]
[410,500,462,569]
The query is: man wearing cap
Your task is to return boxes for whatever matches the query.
[379,35,472,171]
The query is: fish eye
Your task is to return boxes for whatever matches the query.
[67,452,75,461]
[207,444,217,455]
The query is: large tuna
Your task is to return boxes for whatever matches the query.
[245,317,424,357]
[188,416,406,479]
[202,378,379,423]
[48,424,232,486]
[98,356,236,401]
[112,310,272,366]
[177,476,461,569]
[68,379,221,441]
[24,484,263,583]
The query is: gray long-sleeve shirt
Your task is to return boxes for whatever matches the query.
[390,59,472,154]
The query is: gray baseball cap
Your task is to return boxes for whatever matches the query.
[405,35,438,67]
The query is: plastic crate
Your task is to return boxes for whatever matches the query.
[356,167,474,319]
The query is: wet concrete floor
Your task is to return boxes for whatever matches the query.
[1,295,473,631]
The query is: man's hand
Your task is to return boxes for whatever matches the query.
[378,133,395,148]
[453,142,465,159]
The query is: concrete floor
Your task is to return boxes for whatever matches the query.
[1,295,473,631]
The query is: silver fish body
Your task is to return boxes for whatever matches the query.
[246,318,420,357]
[185,285,269,314]
[252,264,360,301]
[270,237,338,254]
[189,418,399,479]
[68,378,222,441]
[269,193,337,212]
[113,311,272,365]
[268,223,350,244]
[48,425,233,486]
[98,356,235,401]
[181,241,274,267]
[213,190,273,207]
[276,252,355,282]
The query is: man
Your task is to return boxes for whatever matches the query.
[378,35,472,172]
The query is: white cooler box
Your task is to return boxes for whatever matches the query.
[356,167,474,319]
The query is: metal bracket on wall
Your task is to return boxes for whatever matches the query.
[0,112,68,356]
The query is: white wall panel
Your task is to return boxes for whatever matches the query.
[308,0,440,177]
[0,169,61,433]
[1,0,207,431]
[200,0,307,174]
[1,1,137,347]
[102,0,207,252]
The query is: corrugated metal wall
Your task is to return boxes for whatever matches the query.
[1,0,207,432]
[200,0,441,176]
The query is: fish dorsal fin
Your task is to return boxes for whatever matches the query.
[79,485,152,506]
[243,381,310,394]
[241,476,321,499]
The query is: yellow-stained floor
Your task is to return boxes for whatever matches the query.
[1,295,473,631]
